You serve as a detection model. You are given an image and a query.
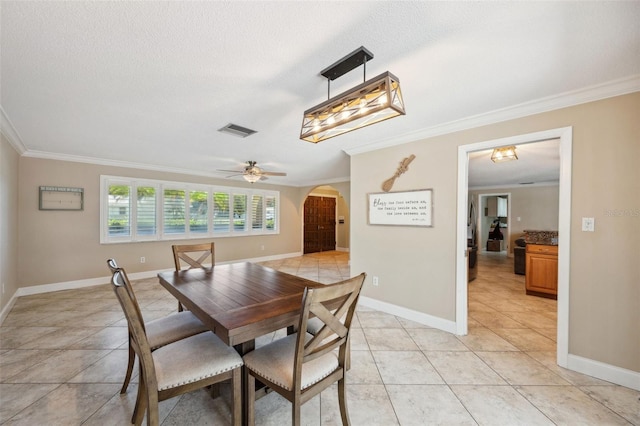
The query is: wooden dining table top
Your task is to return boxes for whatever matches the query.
[157,262,323,347]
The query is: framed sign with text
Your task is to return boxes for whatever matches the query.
[368,189,433,227]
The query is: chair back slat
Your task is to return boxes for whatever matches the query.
[172,242,215,270]
[107,258,145,332]
[294,273,365,378]
[110,266,158,392]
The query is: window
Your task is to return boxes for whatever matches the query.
[107,184,131,237]
[101,176,279,243]
[136,186,157,236]
[233,194,247,231]
[190,190,208,233]
[213,192,230,232]
[252,195,263,230]
[163,189,186,234]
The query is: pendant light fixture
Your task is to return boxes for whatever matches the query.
[491,146,518,162]
[300,46,405,143]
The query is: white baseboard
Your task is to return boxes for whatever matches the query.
[358,295,458,334]
[358,296,639,391]
[567,354,640,391]
[336,247,350,252]
[0,294,18,325]
[10,251,304,300]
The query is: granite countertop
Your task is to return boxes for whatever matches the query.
[523,230,558,245]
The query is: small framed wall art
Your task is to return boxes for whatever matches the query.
[368,189,433,227]
[39,186,84,211]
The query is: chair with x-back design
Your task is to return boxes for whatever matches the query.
[243,272,366,426]
[172,242,215,311]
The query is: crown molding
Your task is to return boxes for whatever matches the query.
[344,74,640,156]
[22,149,218,176]
[21,149,329,188]
[11,75,638,186]
[0,105,27,154]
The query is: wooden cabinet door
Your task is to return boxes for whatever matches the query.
[304,196,336,254]
[525,245,558,298]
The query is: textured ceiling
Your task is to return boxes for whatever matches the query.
[2,1,639,187]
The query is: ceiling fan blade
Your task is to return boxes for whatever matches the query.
[261,171,287,176]
[218,169,244,173]
[225,173,243,178]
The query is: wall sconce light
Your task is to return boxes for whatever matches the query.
[491,146,518,162]
[300,46,405,143]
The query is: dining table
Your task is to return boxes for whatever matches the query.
[157,261,325,423]
[158,261,324,352]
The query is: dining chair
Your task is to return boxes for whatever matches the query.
[107,259,209,394]
[243,273,366,426]
[109,264,243,426]
[172,242,215,311]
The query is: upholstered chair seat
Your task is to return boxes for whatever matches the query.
[145,312,208,350]
[243,333,338,391]
[153,332,243,391]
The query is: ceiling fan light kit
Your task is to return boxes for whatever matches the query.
[300,46,406,143]
[219,161,287,183]
[243,173,262,183]
[491,146,518,163]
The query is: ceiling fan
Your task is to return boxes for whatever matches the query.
[219,161,287,183]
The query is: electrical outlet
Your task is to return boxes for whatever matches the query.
[140,256,146,263]
[581,217,595,232]
[2,282,4,294]
[260,245,265,251]
[372,276,379,286]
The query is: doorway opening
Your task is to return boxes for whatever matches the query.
[456,127,572,368]
[477,193,511,255]
[302,186,350,254]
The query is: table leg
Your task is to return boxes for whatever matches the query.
[234,340,255,426]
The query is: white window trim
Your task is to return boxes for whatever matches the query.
[100,175,280,244]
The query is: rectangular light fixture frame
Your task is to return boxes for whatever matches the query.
[300,71,405,143]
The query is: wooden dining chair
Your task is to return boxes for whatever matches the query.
[172,242,215,311]
[109,264,243,426]
[243,273,366,426]
[107,259,208,394]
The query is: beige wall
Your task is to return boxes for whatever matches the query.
[17,158,306,286]
[470,185,560,253]
[0,135,20,311]
[351,92,640,372]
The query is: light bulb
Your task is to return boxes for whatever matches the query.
[359,98,367,114]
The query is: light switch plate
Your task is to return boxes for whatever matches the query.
[582,217,595,232]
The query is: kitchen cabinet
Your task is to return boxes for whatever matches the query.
[525,244,558,299]
[486,196,507,217]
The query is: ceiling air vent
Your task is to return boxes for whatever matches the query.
[218,123,257,138]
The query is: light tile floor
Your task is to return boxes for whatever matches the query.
[1,251,638,425]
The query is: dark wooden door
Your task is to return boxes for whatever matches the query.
[303,196,336,254]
